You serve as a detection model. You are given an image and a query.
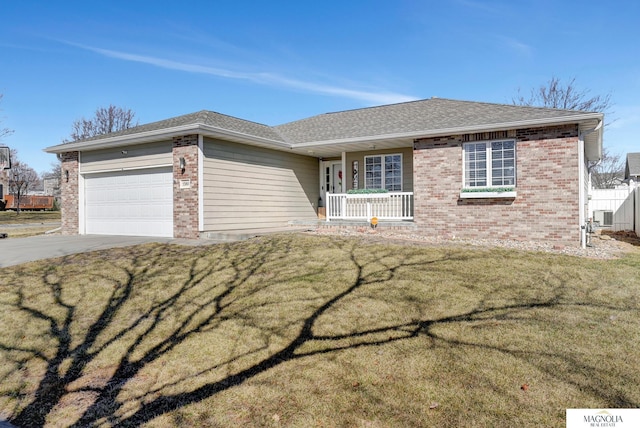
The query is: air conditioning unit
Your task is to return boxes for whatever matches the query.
[593,210,613,227]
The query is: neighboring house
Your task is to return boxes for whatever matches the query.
[42,176,60,197]
[625,152,640,182]
[44,98,603,246]
[0,169,7,201]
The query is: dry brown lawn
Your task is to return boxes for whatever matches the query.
[0,211,60,225]
[0,211,61,238]
[0,234,638,427]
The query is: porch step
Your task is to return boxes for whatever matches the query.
[289,219,417,230]
[201,225,314,242]
[201,231,255,242]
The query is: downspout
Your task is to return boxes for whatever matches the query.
[78,151,85,235]
[578,136,586,248]
[579,119,603,249]
[198,135,204,233]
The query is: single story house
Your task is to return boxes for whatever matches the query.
[0,171,7,202]
[625,152,640,182]
[45,98,603,246]
[0,146,10,201]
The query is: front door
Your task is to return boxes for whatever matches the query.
[322,161,343,198]
[332,162,343,193]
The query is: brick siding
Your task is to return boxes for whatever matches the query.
[173,135,200,239]
[413,124,581,245]
[60,152,79,235]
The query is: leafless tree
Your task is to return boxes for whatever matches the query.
[7,149,40,213]
[513,76,612,114]
[65,104,138,142]
[0,93,14,141]
[589,147,625,189]
[513,77,620,188]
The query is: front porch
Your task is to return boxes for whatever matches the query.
[317,147,415,222]
[324,192,414,221]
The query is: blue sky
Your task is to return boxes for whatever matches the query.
[1,0,638,174]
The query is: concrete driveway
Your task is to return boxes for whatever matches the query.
[0,234,224,268]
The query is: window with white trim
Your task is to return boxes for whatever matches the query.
[365,153,402,191]
[463,140,516,188]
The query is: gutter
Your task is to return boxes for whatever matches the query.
[44,111,604,155]
[44,123,291,154]
[291,113,604,149]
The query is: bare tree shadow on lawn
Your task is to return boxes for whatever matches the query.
[0,234,637,427]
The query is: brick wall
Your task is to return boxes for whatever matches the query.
[413,124,581,244]
[60,151,79,235]
[173,135,199,239]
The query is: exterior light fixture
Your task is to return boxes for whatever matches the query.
[179,157,186,172]
[65,170,69,182]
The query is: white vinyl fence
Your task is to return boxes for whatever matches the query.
[589,186,636,231]
[636,187,640,236]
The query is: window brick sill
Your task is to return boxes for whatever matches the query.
[459,191,517,199]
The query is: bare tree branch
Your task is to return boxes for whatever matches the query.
[589,147,625,189]
[64,105,138,143]
[513,76,621,187]
[512,76,613,114]
[0,93,14,141]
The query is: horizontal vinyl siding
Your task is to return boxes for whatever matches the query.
[80,141,172,173]
[203,138,318,232]
[345,147,413,192]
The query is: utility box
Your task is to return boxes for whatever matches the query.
[593,210,613,227]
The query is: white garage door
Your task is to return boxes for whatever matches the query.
[84,167,173,237]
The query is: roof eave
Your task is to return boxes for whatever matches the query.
[578,116,604,162]
[44,111,604,159]
[290,113,604,150]
[44,123,290,154]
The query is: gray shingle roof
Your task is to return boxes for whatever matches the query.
[46,97,602,155]
[73,110,285,143]
[274,98,595,144]
[626,152,640,178]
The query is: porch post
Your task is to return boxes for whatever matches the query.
[341,152,347,193]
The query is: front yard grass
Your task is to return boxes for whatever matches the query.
[0,210,60,225]
[0,211,61,238]
[0,234,638,427]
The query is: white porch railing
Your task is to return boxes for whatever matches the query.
[326,192,413,221]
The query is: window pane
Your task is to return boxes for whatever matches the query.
[382,154,402,191]
[464,143,487,187]
[490,140,516,187]
[365,156,382,189]
[464,143,488,187]
[464,141,518,188]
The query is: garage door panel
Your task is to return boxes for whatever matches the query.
[84,168,173,237]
